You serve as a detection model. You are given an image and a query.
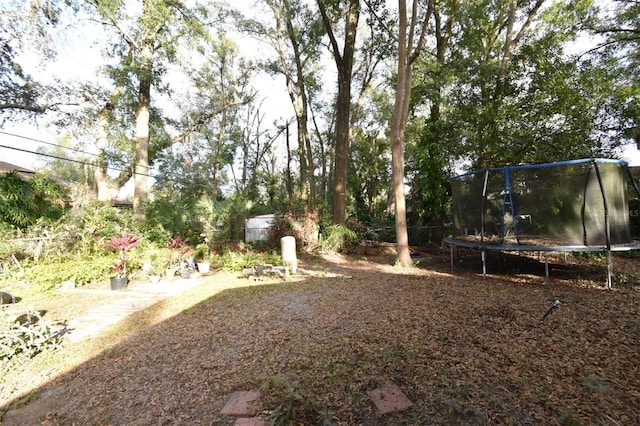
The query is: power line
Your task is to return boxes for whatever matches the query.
[0,129,157,177]
[0,144,157,179]
[0,130,100,158]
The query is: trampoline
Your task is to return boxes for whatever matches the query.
[443,158,640,288]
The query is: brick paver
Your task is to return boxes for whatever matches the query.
[221,390,261,416]
[367,383,414,414]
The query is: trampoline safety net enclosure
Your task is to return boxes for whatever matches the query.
[443,158,640,288]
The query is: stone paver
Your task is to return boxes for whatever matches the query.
[367,384,414,414]
[221,390,261,416]
[234,417,267,426]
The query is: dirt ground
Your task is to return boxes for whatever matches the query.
[1,248,639,425]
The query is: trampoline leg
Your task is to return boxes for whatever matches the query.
[544,252,549,288]
[481,249,486,278]
[450,243,454,273]
[606,250,612,290]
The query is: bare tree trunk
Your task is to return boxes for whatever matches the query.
[96,103,112,202]
[317,0,359,224]
[94,155,110,202]
[390,0,433,266]
[133,46,152,221]
[285,122,295,211]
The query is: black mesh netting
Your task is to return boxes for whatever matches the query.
[450,159,632,247]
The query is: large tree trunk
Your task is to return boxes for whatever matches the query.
[285,122,295,211]
[317,0,359,224]
[333,74,351,224]
[391,0,433,266]
[96,103,112,202]
[94,154,110,202]
[133,48,151,221]
[391,34,412,265]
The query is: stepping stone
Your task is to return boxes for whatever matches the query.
[367,384,414,414]
[234,418,267,426]
[221,390,261,416]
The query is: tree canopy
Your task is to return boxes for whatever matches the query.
[1,0,637,255]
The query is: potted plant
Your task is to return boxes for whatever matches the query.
[106,232,141,290]
[148,263,164,283]
[166,236,189,279]
[194,243,211,274]
[179,260,193,279]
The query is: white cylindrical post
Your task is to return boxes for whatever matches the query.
[281,236,297,274]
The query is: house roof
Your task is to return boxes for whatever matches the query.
[0,161,36,179]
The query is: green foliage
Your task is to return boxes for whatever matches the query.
[0,310,65,363]
[406,117,452,225]
[211,249,281,271]
[194,243,210,261]
[349,129,391,223]
[17,255,114,291]
[0,172,68,230]
[139,220,172,245]
[321,224,357,253]
[146,193,204,245]
[60,201,138,255]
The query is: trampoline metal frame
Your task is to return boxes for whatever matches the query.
[445,158,640,288]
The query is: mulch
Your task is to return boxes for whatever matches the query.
[1,250,639,425]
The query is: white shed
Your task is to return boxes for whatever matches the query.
[244,214,276,243]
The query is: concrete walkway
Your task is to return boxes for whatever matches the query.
[64,275,207,342]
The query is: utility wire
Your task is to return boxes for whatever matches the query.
[0,143,221,192]
[0,130,101,158]
[0,144,157,179]
[0,129,157,177]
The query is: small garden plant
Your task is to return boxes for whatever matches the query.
[105,232,141,278]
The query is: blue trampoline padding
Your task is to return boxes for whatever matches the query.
[450,158,627,181]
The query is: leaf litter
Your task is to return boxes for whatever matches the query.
[1,249,639,425]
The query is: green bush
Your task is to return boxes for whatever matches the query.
[212,249,282,271]
[58,202,139,256]
[0,310,65,362]
[18,255,114,291]
[321,224,358,253]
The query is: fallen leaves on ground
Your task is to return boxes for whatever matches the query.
[1,249,639,425]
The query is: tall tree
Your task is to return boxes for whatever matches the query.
[389,0,433,266]
[86,0,210,220]
[590,0,640,149]
[241,0,322,213]
[406,0,458,226]
[157,33,254,205]
[317,0,360,224]
[0,0,83,122]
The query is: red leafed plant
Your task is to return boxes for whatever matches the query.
[168,236,190,267]
[106,232,141,277]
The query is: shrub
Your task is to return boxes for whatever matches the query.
[268,213,319,250]
[212,249,281,271]
[105,232,141,277]
[0,310,66,363]
[14,255,114,291]
[321,224,358,253]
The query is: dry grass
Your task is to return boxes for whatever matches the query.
[1,250,639,425]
